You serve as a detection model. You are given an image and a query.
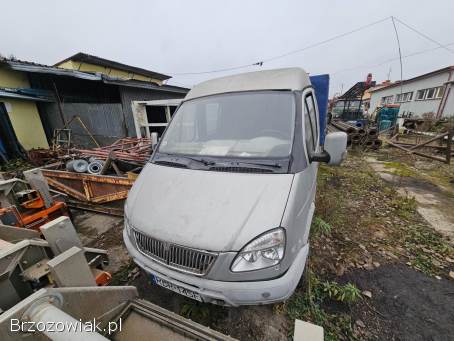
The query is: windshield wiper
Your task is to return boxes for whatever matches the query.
[154,154,215,167]
[231,161,282,169]
[177,155,216,166]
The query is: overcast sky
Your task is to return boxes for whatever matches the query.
[1,0,453,95]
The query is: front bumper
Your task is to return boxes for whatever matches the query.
[123,229,309,306]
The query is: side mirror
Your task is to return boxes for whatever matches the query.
[311,132,348,165]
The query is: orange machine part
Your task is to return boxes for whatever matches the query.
[94,270,112,286]
[20,201,69,231]
[21,196,45,209]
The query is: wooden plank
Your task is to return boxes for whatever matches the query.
[446,130,452,164]
[408,132,448,150]
[387,140,447,162]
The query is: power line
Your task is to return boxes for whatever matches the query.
[258,17,392,64]
[332,42,454,75]
[172,62,258,76]
[172,16,392,76]
[171,16,453,78]
[393,17,454,54]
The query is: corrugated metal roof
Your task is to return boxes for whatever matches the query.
[4,59,102,81]
[103,76,189,93]
[0,88,54,102]
[0,58,189,94]
[54,52,171,81]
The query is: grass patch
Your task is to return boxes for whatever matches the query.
[383,161,416,177]
[180,301,211,323]
[315,155,454,277]
[389,195,417,220]
[312,216,333,236]
[285,268,360,341]
[284,153,454,339]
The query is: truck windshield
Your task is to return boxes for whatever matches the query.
[158,91,295,158]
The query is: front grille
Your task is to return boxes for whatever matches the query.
[133,229,217,276]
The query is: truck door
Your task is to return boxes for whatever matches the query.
[302,89,320,222]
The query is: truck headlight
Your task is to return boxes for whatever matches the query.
[231,228,285,272]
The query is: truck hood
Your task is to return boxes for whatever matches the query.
[125,163,294,252]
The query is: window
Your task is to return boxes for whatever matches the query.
[305,94,318,147]
[381,95,394,105]
[205,103,220,136]
[436,86,445,99]
[416,87,444,101]
[426,88,436,100]
[159,91,296,158]
[304,103,315,154]
[416,89,426,101]
[395,92,413,103]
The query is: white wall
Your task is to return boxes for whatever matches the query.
[369,71,452,118]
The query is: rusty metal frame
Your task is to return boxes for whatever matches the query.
[41,169,134,203]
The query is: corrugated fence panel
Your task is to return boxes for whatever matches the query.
[39,87,188,148]
[40,102,125,147]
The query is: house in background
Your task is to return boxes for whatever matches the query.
[0,53,189,157]
[368,66,454,119]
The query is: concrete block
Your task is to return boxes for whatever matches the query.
[40,216,83,255]
[47,246,96,287]
[0,224,40,242]
[23,168,53,208]
[294,319,324,341]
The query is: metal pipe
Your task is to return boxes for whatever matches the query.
[357,128,366,136]
[331,120,358,134]
[368,128,378,137]
[24,300,108,341]
[351,134,361,143]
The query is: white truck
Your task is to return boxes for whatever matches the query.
[124,68,347,306]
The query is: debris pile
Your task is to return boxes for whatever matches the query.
[329,120,382,150]
[60,138,152,175]
[71,137,152,164]
[33,138,152,216]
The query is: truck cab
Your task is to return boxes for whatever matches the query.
[123,68,347,306]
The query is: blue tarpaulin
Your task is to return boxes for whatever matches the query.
[310,74,330,145]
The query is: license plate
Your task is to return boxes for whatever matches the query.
[152,275,203,302]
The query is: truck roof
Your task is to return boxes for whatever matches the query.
[185,67,310,100]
